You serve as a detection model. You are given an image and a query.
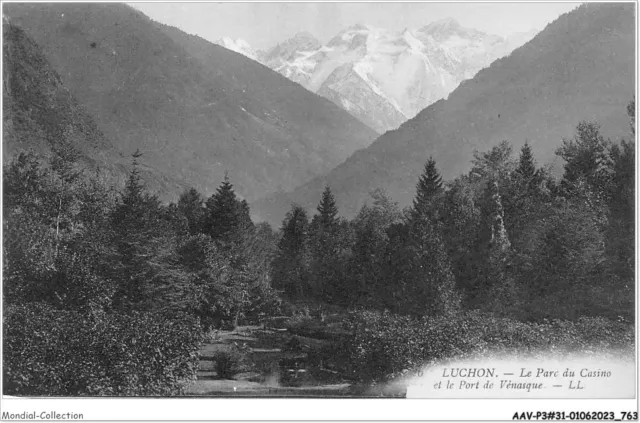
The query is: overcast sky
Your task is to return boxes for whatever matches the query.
[129,2,581,51]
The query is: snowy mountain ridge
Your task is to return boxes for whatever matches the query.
[214,36,262,61]
[216,19,538,133]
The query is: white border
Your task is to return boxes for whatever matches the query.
[0,0,637,421]
[0,398,638,421]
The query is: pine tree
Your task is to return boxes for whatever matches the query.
[508,143,549,255]
[112,150,159,237]
[205,173,241,243]
[512,141,546,207]
[310,186,349,303]
[411,157,443,222]
[316,185,339,229]
[515,142,537,181]
[271,205,310,299]
[110,150,164,308]
[115,150,146,222]
[381,158,459,315]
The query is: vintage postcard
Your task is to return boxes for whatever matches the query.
[1,1,636,420]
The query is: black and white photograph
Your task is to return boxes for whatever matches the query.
[1,0,636,420]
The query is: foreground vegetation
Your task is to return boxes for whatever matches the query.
[345,310,634,383]
[3,101,635,395]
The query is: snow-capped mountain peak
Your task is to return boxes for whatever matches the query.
[291,31,320,43]
[214,36,261,61]
[262,20,536,133]
[264,31,322,63]
[423,17,461,32]
[420,17,486,41]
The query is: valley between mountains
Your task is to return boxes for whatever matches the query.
[2,2,635,401]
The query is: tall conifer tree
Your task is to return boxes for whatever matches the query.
[110,150,163,308]
[316,185,339,229]
[310,186,348,303]
[272,205,310,299]
[205,173,240,243]
[515,142,537,181]
[411,157,443,223]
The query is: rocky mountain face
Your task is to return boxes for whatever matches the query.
[261,31,322,84]
[252,3,635,226]
[3,3,378,202]
[219,20,536,133]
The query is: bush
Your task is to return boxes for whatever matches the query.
[284,313,319,331]
[279,301,297,317]
[3,303,203,396]
[220,319,237,331]
[213,351,240,379]
[345,309,634,383]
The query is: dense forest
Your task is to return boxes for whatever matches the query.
[3,101,635,395]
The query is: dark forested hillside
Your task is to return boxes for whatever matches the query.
[3,22,125,175]
[3,3,378,202]
[253,3,635,225]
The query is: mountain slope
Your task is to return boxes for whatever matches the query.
[262,22,535,133]
[252,3,635,225]
[3,21,131,182]
[3,3,378,202]
[3,19,189,194]
[316,63,408,135]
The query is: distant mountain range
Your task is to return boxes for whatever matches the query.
[252,3,635,226]
[3,3,378,202]
[216,21,537,133]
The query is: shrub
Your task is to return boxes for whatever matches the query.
[220,319,237,331]
[284,313,318,331]
[345,309,634,383]
[279,301,297,317]
[213,351,239,379]
[3,303,203,396]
